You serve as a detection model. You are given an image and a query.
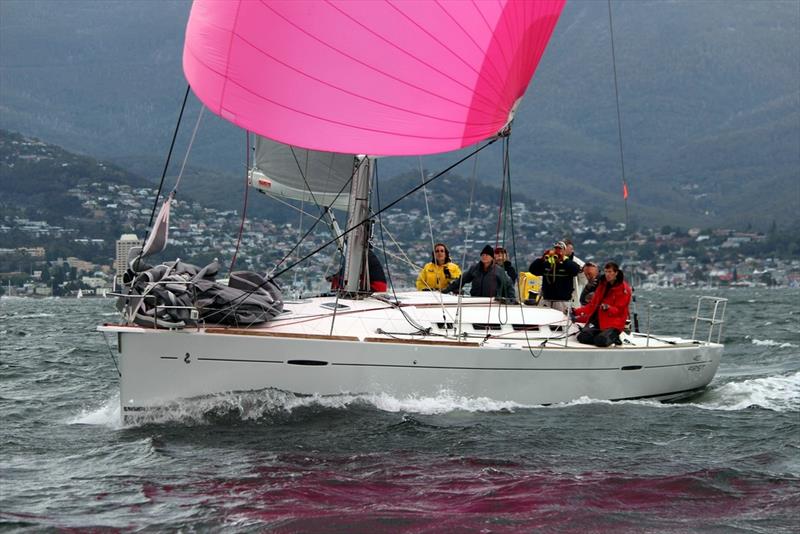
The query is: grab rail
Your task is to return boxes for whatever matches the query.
[691,296,728,343]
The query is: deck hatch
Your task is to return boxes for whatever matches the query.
[320,302,349,310]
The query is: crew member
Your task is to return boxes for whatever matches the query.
[528,241,581,312]
[416,243,461,291]
[572,261,631,347]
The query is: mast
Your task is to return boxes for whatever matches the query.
[341,156,372,294]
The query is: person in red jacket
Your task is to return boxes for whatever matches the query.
[572,261,631,347]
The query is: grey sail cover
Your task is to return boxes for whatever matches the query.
[252,136,356,211]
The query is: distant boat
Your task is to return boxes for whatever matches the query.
[102,0,726,420]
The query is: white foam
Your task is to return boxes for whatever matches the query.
[750,338,798,348]
[360,390,526,414]
[699,371,800,412]
[67,394,123,429]
[192,389,527,418]
[86,389,536,426]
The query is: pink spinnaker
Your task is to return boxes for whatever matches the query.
[183,0,565,156]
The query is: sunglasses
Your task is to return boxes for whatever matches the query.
[435,249,446,253]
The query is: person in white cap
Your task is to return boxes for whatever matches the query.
[528,241,581,313]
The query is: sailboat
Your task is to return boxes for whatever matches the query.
[101,0,726,419]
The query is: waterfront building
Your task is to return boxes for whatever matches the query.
[114,234,142,281]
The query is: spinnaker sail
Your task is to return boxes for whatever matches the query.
[183,0,565,156]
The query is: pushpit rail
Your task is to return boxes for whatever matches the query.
[691,296,728,343]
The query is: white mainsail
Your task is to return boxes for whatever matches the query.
[251,136,357,212]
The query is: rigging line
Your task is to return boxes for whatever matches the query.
[293,196,305,293]
[374,161,394,292]
[496,138,513,326]
[141,84,190,252]
[607,0,630,236]
[100,332,121,377]
[268,212,327,276]
[503,135,539,357]
[269,138,498,281]
[455,152,481,337]
[288,146,324,214]
[375,160,429,334]
[374,216,453,317]
[229,130,251,275]
[260,191,324,219]
[291,150,312,294]
[375,222,451,323]
[216,140,496,315]
[266,159,361,277]
[375,242,422,272]
[420,156,436,258]
[171,106,206,194]
[375,220,416,270]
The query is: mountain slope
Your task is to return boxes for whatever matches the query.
[1,0,798,229]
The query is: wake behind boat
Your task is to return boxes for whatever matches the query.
[100,0,726,419]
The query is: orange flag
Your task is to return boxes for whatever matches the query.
[623,182,629,199]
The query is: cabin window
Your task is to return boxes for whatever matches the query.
[550,325,564,332]
[472,323,503,330]
[512,324,540,332]
[436,322,455,329]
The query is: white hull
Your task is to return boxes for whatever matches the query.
[100,292,722,416]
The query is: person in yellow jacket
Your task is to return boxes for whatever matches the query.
[416,243,461,291]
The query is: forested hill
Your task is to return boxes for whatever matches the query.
[0,129,529,229]
[0,130,150,220]
[0,0,798,230]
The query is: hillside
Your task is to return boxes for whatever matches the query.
[0,130,537,243]
[1,0,798,230]
[0,130,151,219]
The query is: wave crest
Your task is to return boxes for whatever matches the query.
[700,372,800,412]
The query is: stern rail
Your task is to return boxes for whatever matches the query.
[691,296,728,343]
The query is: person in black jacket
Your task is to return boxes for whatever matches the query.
[444,245,513,298]
[528,241,581,312]
[367,248,387,292]
[327,247,387,293]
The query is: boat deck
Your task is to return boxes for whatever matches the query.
[102,291,699,350]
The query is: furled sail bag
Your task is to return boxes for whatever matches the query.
[116,260,283,328]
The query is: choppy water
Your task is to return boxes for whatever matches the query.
[1,289,798,532]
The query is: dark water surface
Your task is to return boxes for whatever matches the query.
[1,289,798,532]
